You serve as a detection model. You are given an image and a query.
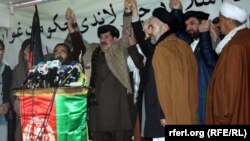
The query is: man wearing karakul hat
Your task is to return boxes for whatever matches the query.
[150,7,199,124]
[206,2,250,124]
[66,0,136,139]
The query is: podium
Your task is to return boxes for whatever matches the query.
[14,87,89,141]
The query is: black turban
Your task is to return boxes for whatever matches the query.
[152,7,179,32]
[97,24,120,38]
[184,10,209,21]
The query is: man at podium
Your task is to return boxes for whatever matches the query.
[12,40,86,141]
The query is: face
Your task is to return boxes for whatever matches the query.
[0,46,4,61]
[53,45,69,62]
[148,17,164,45]
[213,23,222,36]
[23,44,31,61]
[99,32,117,50]
[185,17,200,39]
[219,14,230,35]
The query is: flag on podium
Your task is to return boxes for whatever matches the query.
[29,4,44,66]
[18,88,89,141]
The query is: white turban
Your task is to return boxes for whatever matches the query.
[220,2,248,23]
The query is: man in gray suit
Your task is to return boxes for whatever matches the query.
[66,0,136,140]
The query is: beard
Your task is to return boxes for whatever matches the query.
[187,30,199,39]
[150,33,161,45]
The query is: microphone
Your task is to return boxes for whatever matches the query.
[22,62,45,87]
[59,63,81,86]
[31,63,49,87]
[46,59,61,87]
[60,68,78,86]
[56,61,78,86]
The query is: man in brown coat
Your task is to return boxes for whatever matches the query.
[150,7,198,124]
[206,2,250,124]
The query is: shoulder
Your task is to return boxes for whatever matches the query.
[2,61,11,70]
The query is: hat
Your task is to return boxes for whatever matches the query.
[212,17,219,24]
[220,2,247,23]
[152,7,179,32]
[21,38,31,51]
[184,10,209,21]
[97,25,120,38]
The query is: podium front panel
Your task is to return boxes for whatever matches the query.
[15,87,88,141]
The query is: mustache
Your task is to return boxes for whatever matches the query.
[100,42,107,46]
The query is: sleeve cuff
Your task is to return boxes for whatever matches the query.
[132,16,140,23]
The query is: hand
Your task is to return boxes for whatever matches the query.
[131,0,138,16]
[66,7,76,22]
[169,0,182,10]
[199,20,210,33]
[0,103,9,116]
[160,118,166,127]
[66,7,76,33]
[124,0,132,12]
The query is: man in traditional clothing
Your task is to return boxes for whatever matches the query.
[66,0,136,140]
[150,7,198,124]
[169,0,218,124]
[206,2,250,124]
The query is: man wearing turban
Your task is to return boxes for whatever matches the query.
[150,7,198,124]
[206,2,250,124]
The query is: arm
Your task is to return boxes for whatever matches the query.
[1,65,12,116]
[127,44,145,70]
[131,0,153,57]
[170,0,192,44]
[119,0,133,52]
[66,8,86,62]
[199,20,218,71]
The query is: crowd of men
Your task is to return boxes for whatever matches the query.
[0,0,249,141]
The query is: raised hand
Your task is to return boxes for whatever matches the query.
[66,7,76,33]
[199,20,210,33]
[169,0,182,10]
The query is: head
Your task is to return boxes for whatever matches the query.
[184,11,209,39]
[0,40,5,61]
[97,25,119,51]
[20,38,31,62]
[219,2,247,35]
[148,7,179,45]
[53,43,71,63]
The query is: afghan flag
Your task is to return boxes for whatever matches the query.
[29,4,44,66]
[16,87,88,141]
